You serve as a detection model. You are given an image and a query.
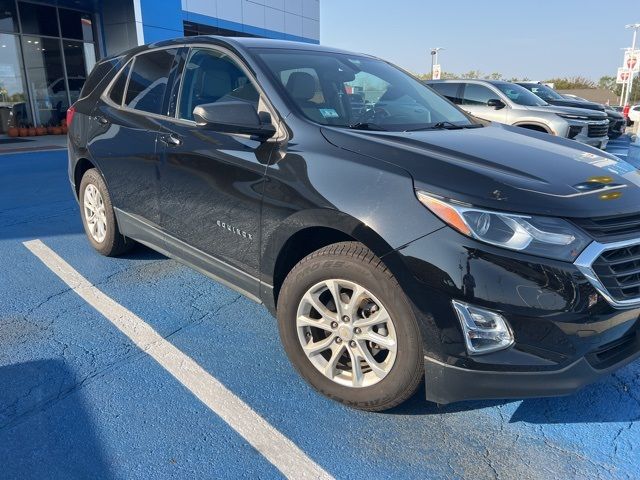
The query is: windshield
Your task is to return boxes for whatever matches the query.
[520,83,564,101]
[253,49,472,131]
[493,83,548,107]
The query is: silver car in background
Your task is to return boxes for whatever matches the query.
[426,79,610,149]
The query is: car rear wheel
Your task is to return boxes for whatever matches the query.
[277,242,423,411]
[79,168,134,256]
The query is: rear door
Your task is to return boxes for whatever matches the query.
[460,83,509,123]
[88,48,178,227]
[154,46,278,297]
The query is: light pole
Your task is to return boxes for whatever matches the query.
[430,47,444,78]
[624,23,640,108]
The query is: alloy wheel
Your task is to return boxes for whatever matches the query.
[296,279,397,388]
[83,183,107,243]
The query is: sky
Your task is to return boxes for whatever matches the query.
[319,0,639,81]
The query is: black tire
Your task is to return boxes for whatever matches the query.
[79,168,134,256]
[277,241,423,412]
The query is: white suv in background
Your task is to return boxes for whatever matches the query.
[629,105,640,125]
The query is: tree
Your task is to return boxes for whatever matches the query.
[484,72,503,80]
[460,70,482,79]
[544,76,596,89]
[598,75,620,96]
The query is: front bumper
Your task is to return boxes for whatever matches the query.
[424,333,640,404]
[392,227,640,404]
[573,127,608,149]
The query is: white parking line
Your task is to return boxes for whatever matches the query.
[24,239,332,480]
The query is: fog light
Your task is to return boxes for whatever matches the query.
[568,125,584,139]
[452,300,514,355]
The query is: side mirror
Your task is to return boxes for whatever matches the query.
[487,99,505,110]
[193,101,276,140]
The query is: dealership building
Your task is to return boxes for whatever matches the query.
[0,0,320,134]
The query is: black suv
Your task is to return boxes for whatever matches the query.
[68,37,640,411]
[517,82,626,139]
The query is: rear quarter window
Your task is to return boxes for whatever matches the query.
[108,60,132,106]
[80,56,123,99]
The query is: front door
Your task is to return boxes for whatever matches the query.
[156,47,276,296]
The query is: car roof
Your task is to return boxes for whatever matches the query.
[426,79,514,86]
[132,35,370,59]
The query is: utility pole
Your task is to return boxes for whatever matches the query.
[624,23,640,108]
[430,47,444,79]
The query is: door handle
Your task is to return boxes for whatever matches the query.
[160,133,182,147]
[95,115,109,125]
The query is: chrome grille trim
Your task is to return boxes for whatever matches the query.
[574,238,640,309]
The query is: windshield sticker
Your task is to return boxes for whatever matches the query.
[319,108,339,118]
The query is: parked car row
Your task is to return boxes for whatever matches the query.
[516,82,626,139]
[426,79,621,148]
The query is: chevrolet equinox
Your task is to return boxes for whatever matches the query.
[68,37,640,411]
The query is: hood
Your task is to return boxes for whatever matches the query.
[545,98,606,112]
[321,123,640,218]
[605,109,624,119]
[524,104,608,120]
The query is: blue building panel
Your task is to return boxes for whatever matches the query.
[122,0,320,46]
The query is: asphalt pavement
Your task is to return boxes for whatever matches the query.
[0,143,639,480]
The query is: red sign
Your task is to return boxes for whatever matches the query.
[621,71,630,81]
[627,56,637,70]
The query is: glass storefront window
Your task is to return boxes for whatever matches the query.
[0,0,18,33]
[59,8,94,42]
[22,35,67,126]
[0,32,30,131]
[63,40,95,104]
[0,3,98,132]
[19,2,59,37]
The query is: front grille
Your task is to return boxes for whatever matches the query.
[588,122,609,138]
[573,213,640,239]
[591,245,640,300]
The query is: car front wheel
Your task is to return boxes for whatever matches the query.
[277,242,423,411]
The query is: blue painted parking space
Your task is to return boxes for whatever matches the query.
[1,149,639,479]
[606,134,635,162]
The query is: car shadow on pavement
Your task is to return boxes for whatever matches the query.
[0,360,113,479]
[118,243,167,262]
[387,378,640,424]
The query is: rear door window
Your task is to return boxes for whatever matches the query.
[429,82,462,104]
[124,49,178,115]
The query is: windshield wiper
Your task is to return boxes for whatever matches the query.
[405,122,483,132]
[347,122,388,131]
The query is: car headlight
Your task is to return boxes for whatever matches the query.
[416,191,590,261]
